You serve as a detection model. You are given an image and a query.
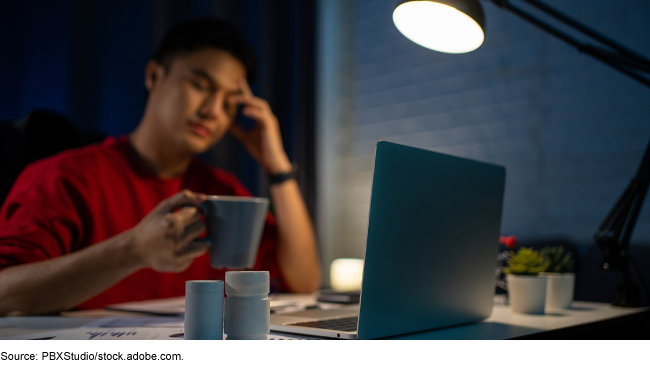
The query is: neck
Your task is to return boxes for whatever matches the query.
[129,119,193,179]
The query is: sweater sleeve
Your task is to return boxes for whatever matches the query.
[0,159,86,270]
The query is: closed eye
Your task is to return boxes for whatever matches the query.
[190,79,212,93]
[189,69,218,93]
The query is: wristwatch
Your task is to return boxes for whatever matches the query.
[268,163,299,185]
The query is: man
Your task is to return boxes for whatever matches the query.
[0,18,321,315]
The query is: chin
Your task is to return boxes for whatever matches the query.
[183,134,215,155]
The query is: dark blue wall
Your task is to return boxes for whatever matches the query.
[0,0,152,135]
[319,0,650,303]
[333,0,650,246]
[0,0,317,205]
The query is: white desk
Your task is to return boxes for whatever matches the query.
[0,295,646,339]
[0,317,97,338]
[386,296,648,339]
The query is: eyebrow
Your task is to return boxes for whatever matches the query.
[190,69,243,95]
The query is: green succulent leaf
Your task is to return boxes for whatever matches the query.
[503,247,549,275]
[540,246,574,273]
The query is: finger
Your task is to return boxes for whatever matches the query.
[178,219,206,246]
[233,84,271,116]
[175,206,202,226]
[163,213,185,242]
[241,106,268,123]
[164,207,202,242]
[176,237,209,258]
[158,190,205,213]
[172,249,206,272]
[237,95,269,111]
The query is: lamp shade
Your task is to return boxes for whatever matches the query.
[393,0,485,53]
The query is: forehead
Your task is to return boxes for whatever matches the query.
[168,48,247,88]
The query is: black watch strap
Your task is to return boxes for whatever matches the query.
[268,163,299,185]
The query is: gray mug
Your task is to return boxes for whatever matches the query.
[200,196,269,269]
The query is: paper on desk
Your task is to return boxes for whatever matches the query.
[2,327,184,340]
[5,330,322,340]
[105,297,298,316]
[105,297,185,316]
[2,317,185,340]
[3,317,322,340]
[84,317,184,328]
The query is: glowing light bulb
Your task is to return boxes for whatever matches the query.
[393,1,484,54]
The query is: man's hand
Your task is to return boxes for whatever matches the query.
[0,189,211,315]
[229,79,292,174]
[228,81,321,293]
[130,190,208,272]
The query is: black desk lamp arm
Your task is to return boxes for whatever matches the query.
[595,141,650,259]
[487,0,650,87]
[485,0,650,305]
[486,0,650,264]
[520,0,650,66]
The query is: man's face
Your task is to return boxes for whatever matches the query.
[145,48,246,155]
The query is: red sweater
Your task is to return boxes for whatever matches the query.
[0,136,283,310]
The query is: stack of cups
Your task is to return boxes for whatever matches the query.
[184,280,224,340]
[224,271,270,340]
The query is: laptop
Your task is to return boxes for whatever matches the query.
[270,141,506,339]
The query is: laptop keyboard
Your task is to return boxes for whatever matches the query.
[290,316,358,332]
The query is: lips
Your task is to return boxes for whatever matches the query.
[188,122,212,138]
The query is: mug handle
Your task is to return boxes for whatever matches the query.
[184,203,211,246]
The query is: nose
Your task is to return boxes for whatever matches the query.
[197,91,228,121]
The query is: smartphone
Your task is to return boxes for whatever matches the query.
[316,289,361,304]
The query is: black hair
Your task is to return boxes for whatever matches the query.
[153,17,257,82]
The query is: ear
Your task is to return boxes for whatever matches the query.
[144,60,165,92]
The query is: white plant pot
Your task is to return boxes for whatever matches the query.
[539,272,575,309]
[506,274,547,314]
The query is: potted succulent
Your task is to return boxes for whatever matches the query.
[503,248,549,314]
[539,246,575,309]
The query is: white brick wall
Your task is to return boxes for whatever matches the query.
[317,0,650,272]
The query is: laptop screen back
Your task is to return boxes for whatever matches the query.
[357,141,506,339]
